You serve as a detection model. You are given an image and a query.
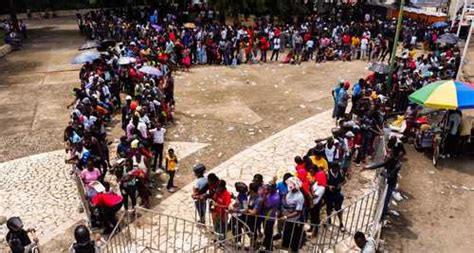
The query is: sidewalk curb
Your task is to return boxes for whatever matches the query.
[0,44,12,58]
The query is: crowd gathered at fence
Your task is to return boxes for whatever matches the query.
[4,1,472,252]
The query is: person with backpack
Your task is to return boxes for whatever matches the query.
[6,217,38,253]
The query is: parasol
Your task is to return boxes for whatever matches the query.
[71,51,100,64]
[409,80,474,110]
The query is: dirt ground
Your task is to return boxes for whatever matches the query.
[383,146,474,253]
[2,16,474,253]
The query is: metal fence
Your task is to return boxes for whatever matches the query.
[191,181,387,253]
[102,207,252,253]
[314,179,388,252]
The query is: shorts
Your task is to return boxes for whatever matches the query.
[326,192,344,211]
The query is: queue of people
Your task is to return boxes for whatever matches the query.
[75,4,452,69]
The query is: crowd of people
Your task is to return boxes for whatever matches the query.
[1,18,27,48]
[4,2,470,252]
[75,5,456,69]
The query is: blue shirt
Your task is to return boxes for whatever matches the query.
[333,86,342,103]
[353,82,362,97]
[276,181,288,197]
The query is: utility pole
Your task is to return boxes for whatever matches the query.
[387,0,405,86]
[457,0,467,36]
[456,20,473,80]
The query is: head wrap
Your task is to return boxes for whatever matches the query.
[285,177,302,191]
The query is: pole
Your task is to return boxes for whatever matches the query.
[456,20,473,80]
[451,0,460,28]
[457,0,467,36]
[387,0,405,86]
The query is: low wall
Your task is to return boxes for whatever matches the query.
[0,44,12,58]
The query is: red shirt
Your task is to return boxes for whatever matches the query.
[91,192,123,207]
[313,171,327,187]
[212,190,231,218]
[296,165,310,194]
[342,34,351,45]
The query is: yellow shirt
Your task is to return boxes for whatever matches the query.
[351,37,360,47]
[409,49,416,59]
[310,156,329,173]
[166,155,178,171]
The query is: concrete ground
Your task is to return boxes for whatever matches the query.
[1,15,474,253]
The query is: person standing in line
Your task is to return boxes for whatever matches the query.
[165,148,178,192]
[270,35,281,61]
[149,122,166,171]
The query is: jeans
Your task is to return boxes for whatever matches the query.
[167,170,175,189]
[383,184,396,217]
[195,199,206,223]
[270,49,279,61]
[152,143,164,171]
[309,201,323,234]
[120,184,137,210]
[263,219,276,251]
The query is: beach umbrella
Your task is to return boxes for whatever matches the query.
[71,51,100,64]
[79,41,98,50]
[151,24,163,32]
[138,66,162,77]
[184,22,196,29]
[368,62,390,74]
[436,33,459,44]
[409,80,474,110]
[432,21,448,29]
[118,57,136,65]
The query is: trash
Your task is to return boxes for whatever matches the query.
[299,104,306,109]
[155,194,163,199]
[392,191,403,202]
[462,186,470,191]
[227,127,235,131]
[391,200,398,206]
[218,152,223,158]
[429,171,435,174]
[388,210,400,217]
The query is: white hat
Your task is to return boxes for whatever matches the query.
[125,95,132,100]
[345,131,355,138]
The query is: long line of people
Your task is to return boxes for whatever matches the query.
[76,5,452,68]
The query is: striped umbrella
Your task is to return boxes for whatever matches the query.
[409,80,474,110]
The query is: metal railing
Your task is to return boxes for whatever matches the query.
[313,179,388,252]
[192,184,387,253]
[103,207,252,253]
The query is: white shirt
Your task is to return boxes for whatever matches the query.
[361,237,376,253]
[311,183,325,205]
[150,127,166,144]
[273,38,281,50]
